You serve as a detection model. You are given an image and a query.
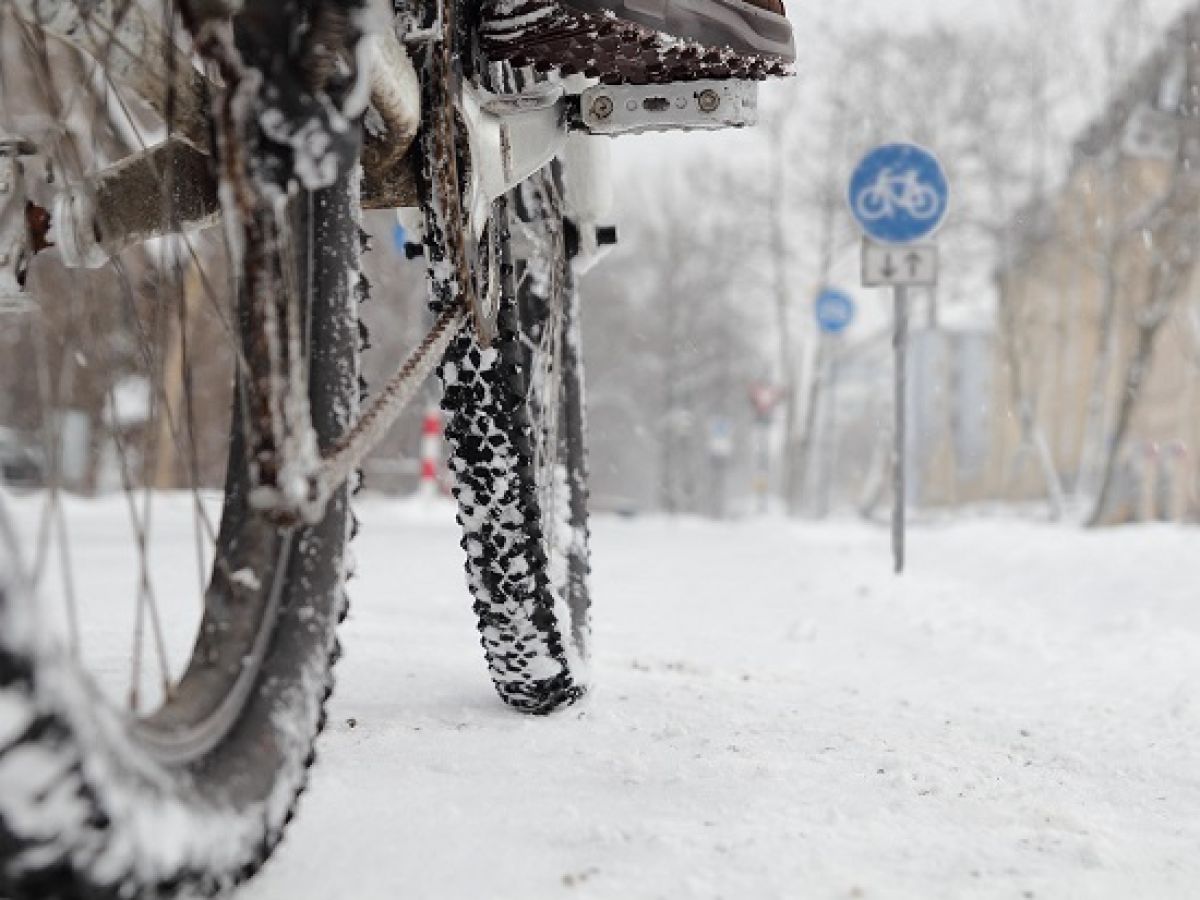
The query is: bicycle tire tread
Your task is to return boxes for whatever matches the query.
[439,321,587,714]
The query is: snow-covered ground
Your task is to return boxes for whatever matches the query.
[229,500,1198,900]
[5,496,1198,898]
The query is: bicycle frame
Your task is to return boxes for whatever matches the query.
[2,0,761,522]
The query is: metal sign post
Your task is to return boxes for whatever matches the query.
[748,382,783,515]
[892,286,908,573]
[848,143,950,574]
[814,287,855,515]
[708,417,734,519]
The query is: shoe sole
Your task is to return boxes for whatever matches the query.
[565,0,794,61]
[480,0,792,84]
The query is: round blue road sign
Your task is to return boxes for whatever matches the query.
[848,143,950,244]
[815,288,855,335]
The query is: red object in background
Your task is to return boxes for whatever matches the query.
[420,407,442,496]
[748,382,784,421]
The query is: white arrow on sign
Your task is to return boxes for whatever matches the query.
[862,240,938,287]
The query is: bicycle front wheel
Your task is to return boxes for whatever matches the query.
[854,186,890,221]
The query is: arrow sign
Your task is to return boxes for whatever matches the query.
[848,143,950,245]
[862,240,938,287]
[849,145,948,577]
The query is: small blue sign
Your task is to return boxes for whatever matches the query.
[392,222,408,254]
[815,288,855,335]
[708,417,734,459]
[848,143,950,244]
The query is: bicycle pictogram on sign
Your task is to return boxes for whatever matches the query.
[854,168,941,222]
[848,143,950,244]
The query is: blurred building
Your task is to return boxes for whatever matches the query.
[983,8,1200,523]
[819,321,995,515]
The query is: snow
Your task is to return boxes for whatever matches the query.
[3,494,1197,896]
[229,500,1198,900]
[230,567,262,591]
[1,485,357,890]
[103,377,153,428]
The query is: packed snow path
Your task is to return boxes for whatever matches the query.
[230,502,1199,900]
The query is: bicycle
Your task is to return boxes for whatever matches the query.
[0,0,788,895]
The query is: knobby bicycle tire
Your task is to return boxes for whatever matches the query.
[435,164,593,713]
[0,4,366,897]
[411,0,594,714]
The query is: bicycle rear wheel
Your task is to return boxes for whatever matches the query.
[0,4,364,896]
[435,163,593,713]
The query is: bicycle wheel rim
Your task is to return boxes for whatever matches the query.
[0,5,312,770]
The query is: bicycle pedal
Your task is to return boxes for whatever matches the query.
[479,0,788,85]
[578,78,757,134]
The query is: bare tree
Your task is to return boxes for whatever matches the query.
[581,160,764,515]
[1084,13,1200,524]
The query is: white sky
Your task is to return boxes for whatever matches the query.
[613,0,1200,181]
[795,0,1019,30]
[799,0,1190,31]
[597,0,1200,342]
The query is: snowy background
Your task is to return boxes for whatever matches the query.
[238,11,1200,893]
[231,498,1200,900]
[3,0,1200,897]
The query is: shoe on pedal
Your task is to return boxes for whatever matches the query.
[481,0,795,84]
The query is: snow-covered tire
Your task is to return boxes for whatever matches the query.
[437,166,592,714]
[0,132,362,900]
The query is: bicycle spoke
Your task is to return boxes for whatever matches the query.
[8,7,194,709]
[51,485,82,657]
[176,259,212,600]
[0,1,370,883]
[518,174,568,556]
[92,18,211,605]
[28,314,81,654]
[70,10,233,607]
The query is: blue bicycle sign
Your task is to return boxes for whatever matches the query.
[815,288,855,335]
[848,143,950,244]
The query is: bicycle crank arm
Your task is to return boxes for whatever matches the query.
[35,138,419,274]
[373,78,760,217]
[461,82,573,238]
[36,139,219,270]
